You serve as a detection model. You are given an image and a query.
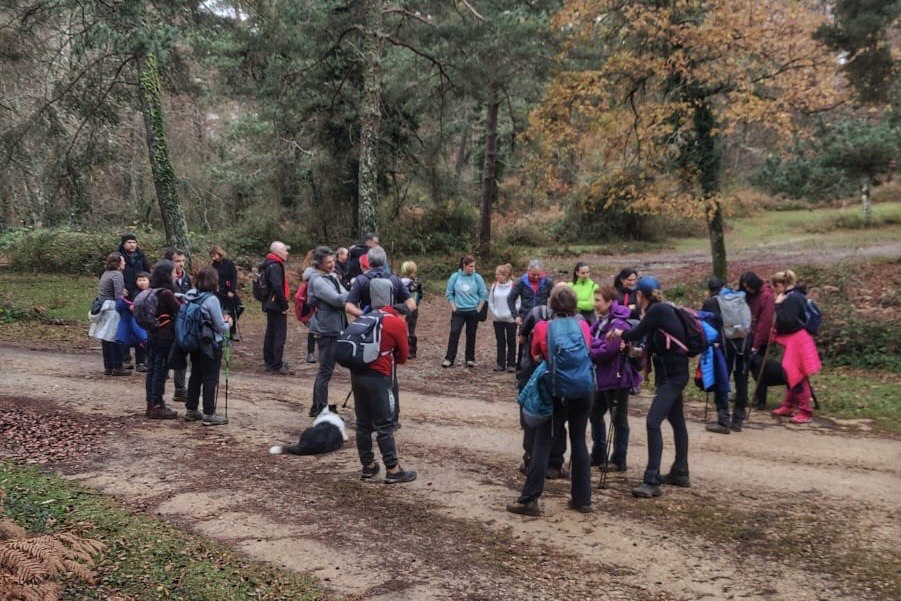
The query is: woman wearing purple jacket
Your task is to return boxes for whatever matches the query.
[589,286,642,473]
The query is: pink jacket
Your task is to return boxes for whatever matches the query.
[775,329,821,387]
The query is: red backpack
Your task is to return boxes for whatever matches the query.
[294,280,314,324]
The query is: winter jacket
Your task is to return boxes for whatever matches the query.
[698,320,730,394]
[116,245,150,300]
[775,328,821,388]
[508,273,553,321]
[775,287,807,335]
[213,258,239,298]
[90,270,125,342]
[150,289,181,342]
[572,279,598,313]
[531,317,592,361]
[747,282,775,350]
[173,270,192,295]
[261,253,289,313]
[488,281,516,322]
[98,270,125,302]
[445,270,488,312]
[346,270,410,311]
[615,285,640,320]
[114,298,147,347]
[308,272,348,336]
[589,302,642,392]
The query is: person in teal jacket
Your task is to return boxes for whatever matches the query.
[442,255,488,368]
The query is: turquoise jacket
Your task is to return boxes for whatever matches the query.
[445,270,488,311]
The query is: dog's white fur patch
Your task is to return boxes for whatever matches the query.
[269,445,283,454]
[313,407,349,441]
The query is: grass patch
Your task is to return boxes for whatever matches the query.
[0,461,329,601]
[0,273,97,323]
[811,369,901,434]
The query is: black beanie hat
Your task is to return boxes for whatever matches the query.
[121,233,137,244]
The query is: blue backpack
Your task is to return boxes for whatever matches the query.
[175,293,212,353]
[517,361,552,427]
[547,317,595,400]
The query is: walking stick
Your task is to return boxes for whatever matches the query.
[600,352,627,490]
[748,316,776,423]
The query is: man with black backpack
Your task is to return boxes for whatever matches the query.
[258,241,292,375]
[306,246,348,417]
[344,246,415,318]
[702,277,752,433]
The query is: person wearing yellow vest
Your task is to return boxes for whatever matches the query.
[571,262,598,323]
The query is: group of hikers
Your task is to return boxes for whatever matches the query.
[88,233,823,512]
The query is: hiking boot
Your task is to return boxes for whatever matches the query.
[109,368,130,376]
[306,353,317,363]
[705,422,731,434]
[104,369,112,376]
[790,413,812,424]
[172,391,187,403]
[135,362,148,373]
[506,500,541,516]
[308,406,323,418]
[147,405,178,420]
[603,461,627,472]
[123,360,134,370]
[441,359,453,368]
[662,473,691,488]
[493,365,505,372]
[632,483,662,498]
[506,366,516,373]
[546,465,570,480]
[202,414,229,426]
[771,404,794,417]
[730,419,744,433]
[384,467,417,484]
[465,360,475,368]
[361,462,381,481]
[567,500,594,514]
[183,410,203,421]
[274,364,295,376]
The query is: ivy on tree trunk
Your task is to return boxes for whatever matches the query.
[137,51,190,260]
[357,0,383,240]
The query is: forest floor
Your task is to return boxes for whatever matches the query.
[0,234,899,600]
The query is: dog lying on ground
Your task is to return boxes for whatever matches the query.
[269,405,349,456]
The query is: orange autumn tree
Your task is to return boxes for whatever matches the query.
[529,0,845,277]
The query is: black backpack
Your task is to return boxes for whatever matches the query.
[252,262,272,302]
[659,304,708,357]
[335,312,390,372]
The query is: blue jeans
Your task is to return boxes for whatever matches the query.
[519,395,592,507]
[145,338,172,407]
[590,388,630,467]
[643,357,690,485]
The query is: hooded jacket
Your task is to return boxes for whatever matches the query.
[589,302,642,392]
[308,271,348,336]
[508,273,553,320]
[261,252,289,313]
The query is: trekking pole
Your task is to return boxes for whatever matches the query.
[599,400,617,490]
[223,333,231,418]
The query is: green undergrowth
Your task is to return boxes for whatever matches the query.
[0,273,97,323]
[0,462,329,601]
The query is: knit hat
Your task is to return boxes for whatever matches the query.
[707,277,724,292]
[635,275,660,297]
[121,233,137,244]
[369,278,395,309]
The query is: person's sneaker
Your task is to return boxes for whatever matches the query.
[706,422,731,434]
[104,369,112,376]
[123,360,134,370]
[661,473,691,488]
[202,414,229,426]
[506,366,516,373]
[147,405,178,420]
[361,462,381,481]
[493,365,505,372]
[274,364,295,375]
[506,500,541,516]
[384,467,417,484]
[110,368,130,376]
[441,359,453,368]
[790,413,812,424]
[172,391,187,403]
[603,461,627,472]
[771,405,794,417]
[730,419,744,432]
[465,360,475,368]
[183,409,203,421]
[632,483,663,498]
[135,362,148,373]
[306,353,317,363]
[308,406,323,418]
[567,500,594,514]
[546,466,570,480]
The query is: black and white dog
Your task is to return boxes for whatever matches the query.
[269,405,349,456]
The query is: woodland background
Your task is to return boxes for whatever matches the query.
[0,0,897,276]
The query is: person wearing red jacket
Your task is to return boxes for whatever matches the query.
[740,271,775,410]
[352,296,417,484]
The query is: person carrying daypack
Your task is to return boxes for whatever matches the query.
[259,241,292,375]
[306,246,349,418]
[140,261,182,420]
[740,271,776,410]
[507,284,594,517]
[769,270,821,424]
[610,275,692,499]
[702,277,751,433]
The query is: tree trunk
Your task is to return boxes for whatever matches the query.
[861,178,871,226]
[705,197,728,280]
[136,51,190,258]
[478,92,499,260]
[693,98,727,280]
[357,0,383,240]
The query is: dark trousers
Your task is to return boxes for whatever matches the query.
[519,396,592,507]
[590,388,630,467]
[307,332,317,356]
[102,340,123,370]
[521,408,567,469]
[751,344,770,408]
[445,310,478,363]
[493,321,517,368]
[145,338,172,407]
[187,346,222,415]
[407,308,419,339]
[123,344,146,365]
[644,358,690,486]
[312,335,337,413]
[263,310,287,370]
[714,339,750,421]
[352,372,398,468]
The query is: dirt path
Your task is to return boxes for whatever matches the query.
[1,345,898,600]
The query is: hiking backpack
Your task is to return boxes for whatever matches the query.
[133,288,164,332]
[546,317,595,400]
[715,288,752,339]
[518,361,552,427]
[797,293,823,335]
[174,293,212,353]
[335,312,390,372]
[251,262,271,302]
[294,280,314,324]
[660,304,708,357]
